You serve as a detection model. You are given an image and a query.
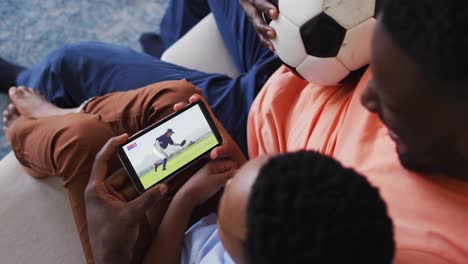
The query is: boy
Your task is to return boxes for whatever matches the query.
[141,150,395,263]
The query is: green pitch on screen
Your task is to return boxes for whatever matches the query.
[140,133,219,189]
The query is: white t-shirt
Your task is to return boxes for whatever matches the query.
[180,214,235,264]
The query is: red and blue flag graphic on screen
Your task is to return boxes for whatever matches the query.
[127,142,138,151]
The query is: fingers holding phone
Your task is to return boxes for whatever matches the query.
[178,159,237,207]
[173,94,247,167]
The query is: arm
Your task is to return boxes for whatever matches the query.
[172,141,185,147]
[143,160,237,264]
[85,134,167,264]
[142,188,196,264]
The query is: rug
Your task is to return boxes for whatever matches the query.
[0,0,169,159]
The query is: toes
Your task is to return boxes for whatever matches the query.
[7,103,19,115]
[2,104,19,125]
[3,113,9,126]
[8,103,15,111]
[9,86,27,101]
[3,109,10,119]
[8,86,18,98]
[18,86,31,96]
[28,87,38,94]
[9,86,26,99]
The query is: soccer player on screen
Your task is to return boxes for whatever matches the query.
[153,128,185,171]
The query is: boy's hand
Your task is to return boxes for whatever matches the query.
[178,159,237,207]
[85,134,168,264]
[240,0,279,51]
[173,94,247,167]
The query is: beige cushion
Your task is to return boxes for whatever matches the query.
[0,12,235,263]
[0,152,85,264]
[161,14,240,79]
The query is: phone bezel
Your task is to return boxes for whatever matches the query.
[118,101,223,193]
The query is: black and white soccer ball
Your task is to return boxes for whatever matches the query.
[264,0,381,85]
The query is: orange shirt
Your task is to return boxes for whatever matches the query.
[247,66,468,263]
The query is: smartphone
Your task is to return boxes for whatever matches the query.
[118,101,223,193]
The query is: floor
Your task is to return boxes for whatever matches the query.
[0,0,168,159]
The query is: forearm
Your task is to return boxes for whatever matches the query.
[143,191,195,264]
[93,249,132,264]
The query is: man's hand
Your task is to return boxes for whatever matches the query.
[240,0,279,51]
[178,159,237,207]
[173,94,247,167]
[85,134,168,264]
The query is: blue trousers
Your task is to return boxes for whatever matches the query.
[15,0,281,155]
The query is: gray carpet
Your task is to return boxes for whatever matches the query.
[0,0,168,159]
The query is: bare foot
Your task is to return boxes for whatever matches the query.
[8,86,78,118]
[3,103,20,144]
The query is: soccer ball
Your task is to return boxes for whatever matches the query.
[264,0,381,85]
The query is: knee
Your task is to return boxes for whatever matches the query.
[151,80,201,105]
[54,115,114,176]
[45,42,113,69]
[60,115,113,154]
[167,80,201,104]
[142,80,201,121]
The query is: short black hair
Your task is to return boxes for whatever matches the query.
[245,151,395,264]
[382,1,468,88]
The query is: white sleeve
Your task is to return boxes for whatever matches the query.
[180,214,234,264]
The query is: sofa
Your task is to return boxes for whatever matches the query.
[0,14,239,263]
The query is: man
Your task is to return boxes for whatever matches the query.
[245,0,468,262]
[153,128,183,171]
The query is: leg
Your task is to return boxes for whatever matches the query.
[0,58,25,93]
[207,0,280,74]
[162,158,168,171]
[8,114,115,263]
[140,0,210,58]
[159,0,210,50]
[5,80,199,263]
[16,43,276,154]
[17,42,199,108]
[16,42,220,108]
[147,0,280,74]
[154,161,159,172]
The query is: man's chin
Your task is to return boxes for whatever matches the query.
[394,141,425,171]
[395,142,463,177]
[397,153,422,171]
[397,151,441,174]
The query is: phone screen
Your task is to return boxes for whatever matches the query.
[119,102,222,192]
